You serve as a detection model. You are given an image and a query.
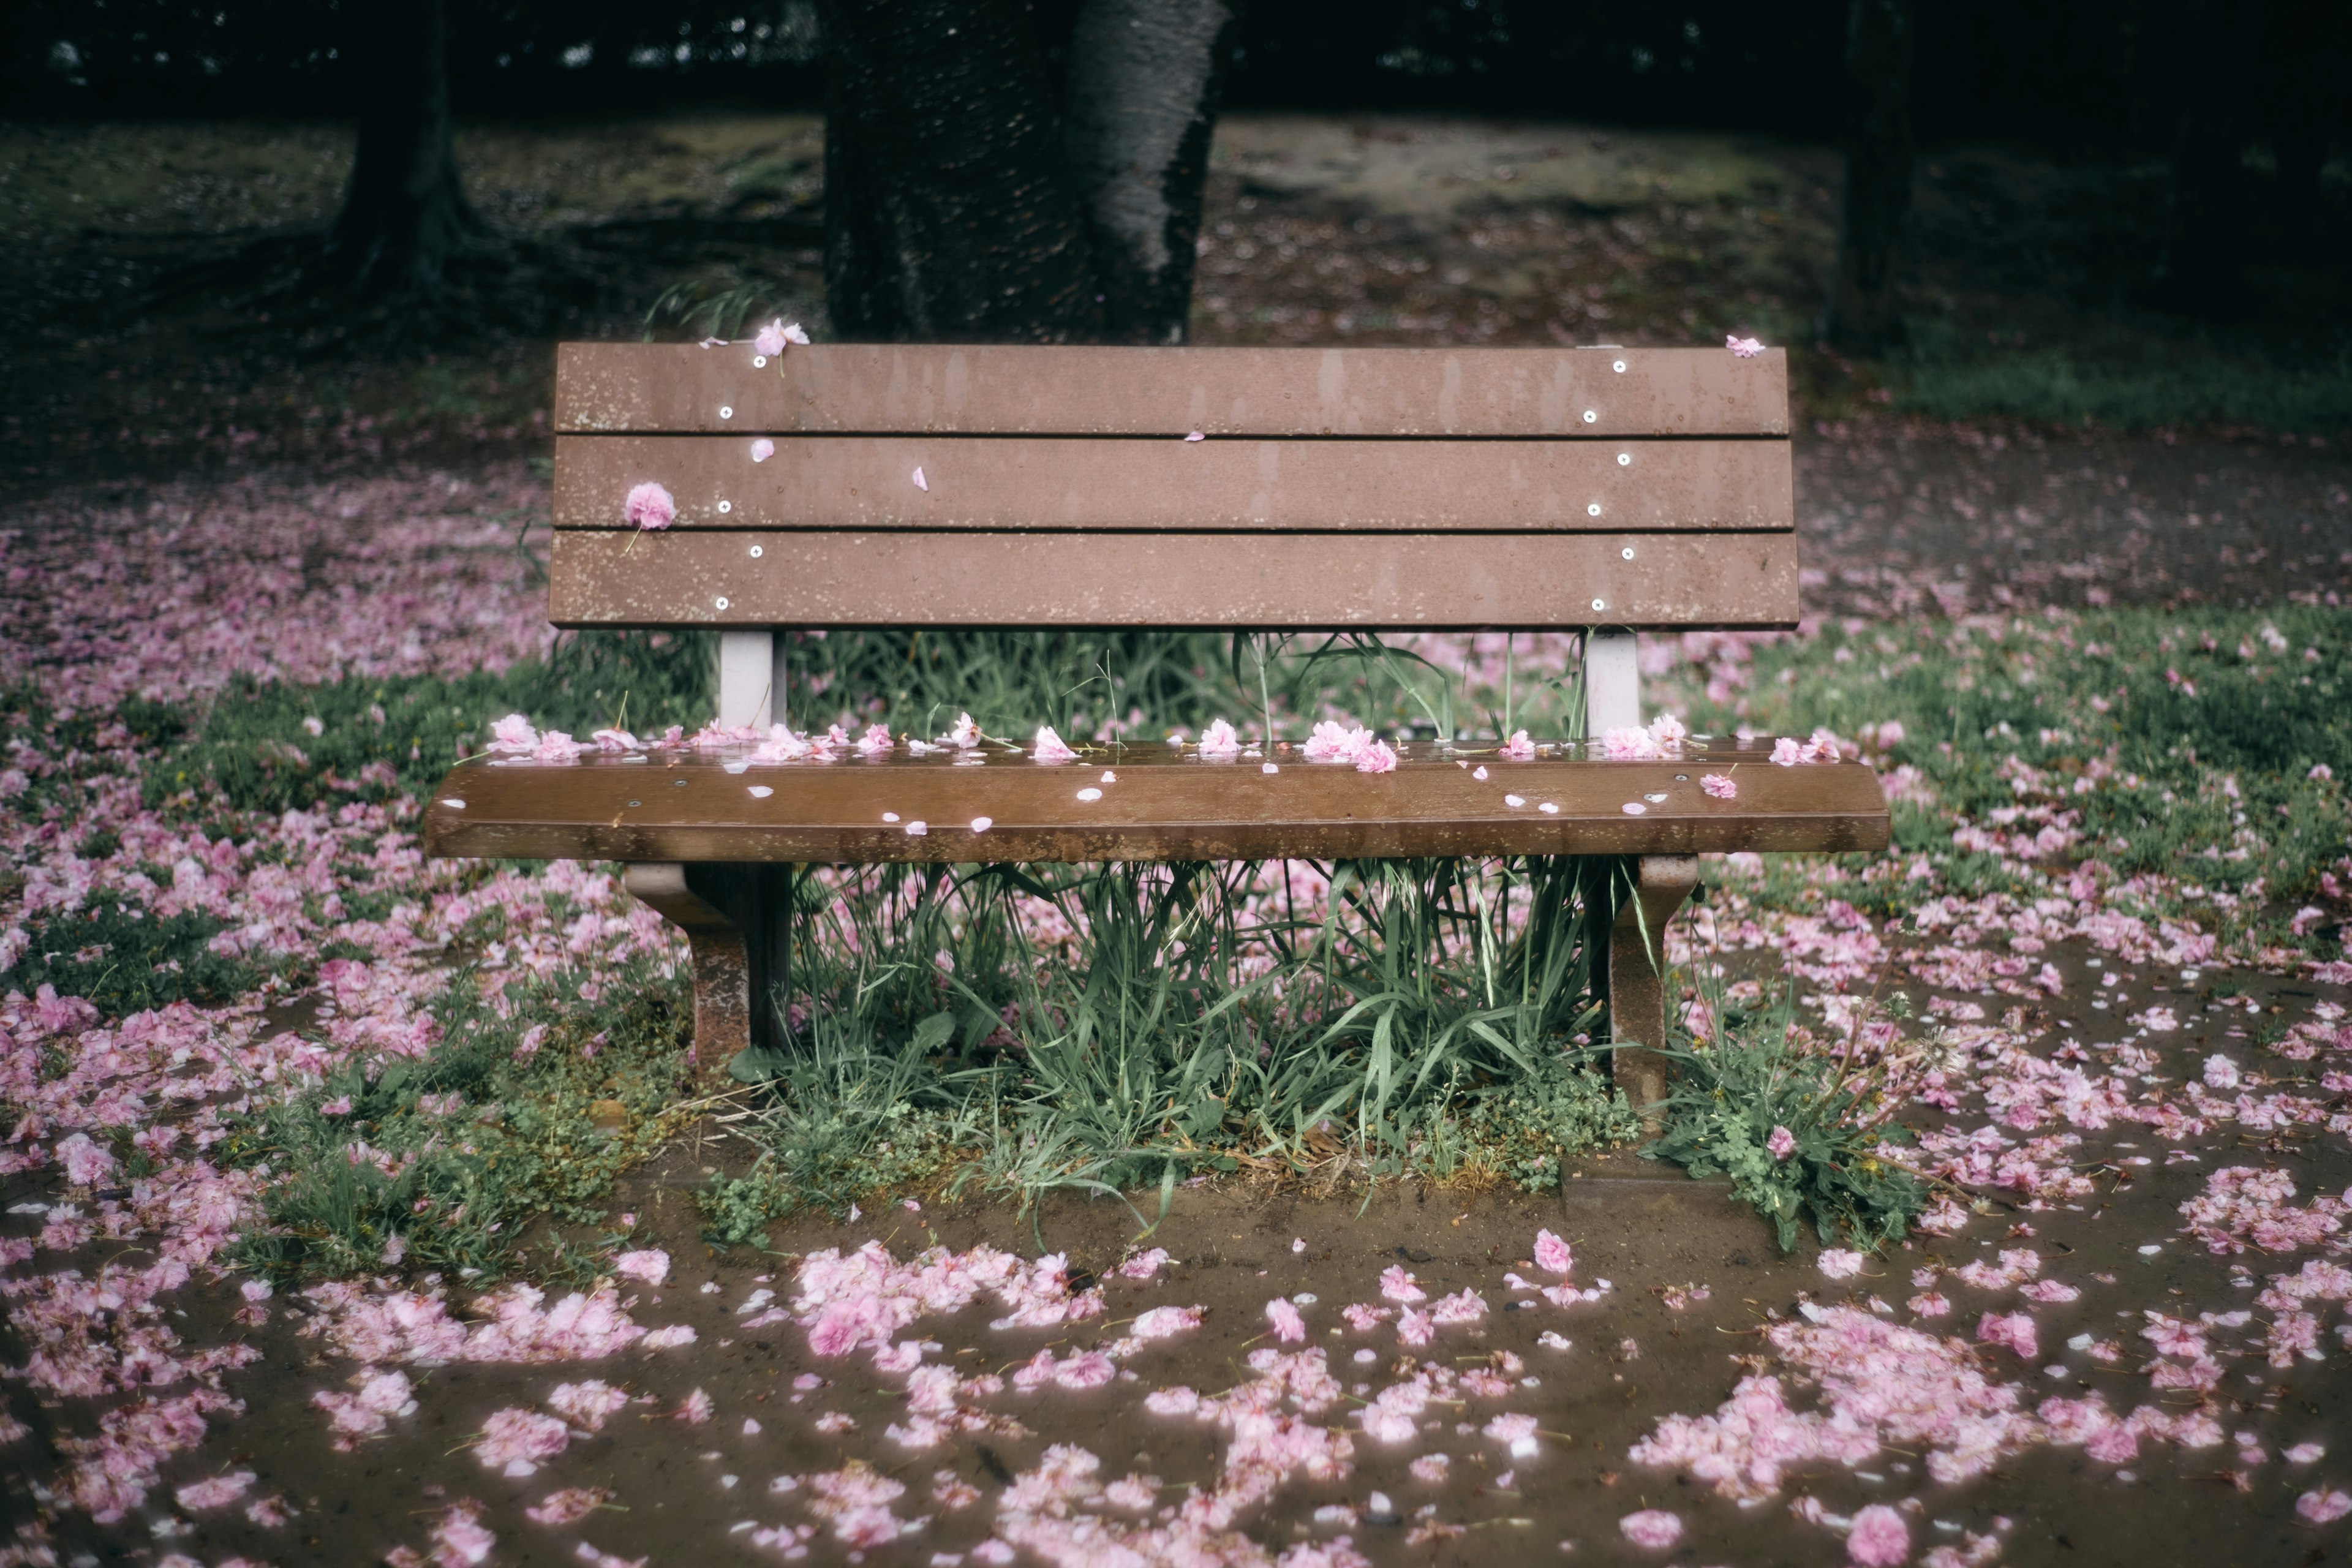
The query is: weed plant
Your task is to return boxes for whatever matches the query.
[1641,981,1928,1252]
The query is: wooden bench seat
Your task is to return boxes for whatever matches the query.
[424,341,1890,1110]
[426,742,1888,865]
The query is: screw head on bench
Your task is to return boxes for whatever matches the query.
[1621,546,1635,560]
[1582,410,1597,424]
[626,799,641,807]
[749,545,763,559]
[1618,452,1631,466]
[752,355,767,368]
[1587,502,1602,517]
[1613,360,1627,373]
[1591,597,1605,611]
[719,405,734,419]
[715,596,730,610]
[718,500,732,514]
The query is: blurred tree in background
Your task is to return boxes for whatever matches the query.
[1821,0,1914,354]
[818,0,1235,344]
[6,0,2345,339]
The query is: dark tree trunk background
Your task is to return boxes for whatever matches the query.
[2149,0,2254,309]
[820,0,1102,342]
[2260,0,2337,244]
[816,0,1236,345]
[1821,0,1915,355]
[320,0,489,303]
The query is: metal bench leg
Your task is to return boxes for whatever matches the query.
[1608,854,1697,1125]
[624,862,794,1077]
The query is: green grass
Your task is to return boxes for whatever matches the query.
[1895,343,2352,432]
[9,900,264,1018]
[226,948,704,1285]
[45,601,2334,1268]
[146,628,714,816]
[1682,605,2352,951]
[703,853,1642,1242]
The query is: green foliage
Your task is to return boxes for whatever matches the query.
[699,1005,973,1243]
[1641,987,1926,1253]
[146,630,712,815]
[1446,1053,1643,1190]
[227,950,698,1284]
[13,899,261,1017]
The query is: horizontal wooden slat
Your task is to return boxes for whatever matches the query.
[423,744,1888,865]
[554,435,1792,533]
[556,343,1789,438]
[546,529,1800,630]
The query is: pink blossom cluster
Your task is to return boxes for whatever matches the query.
[1300,722,1398,773]
[1631,1306,2041,1496]
[791,1240,1104,1359]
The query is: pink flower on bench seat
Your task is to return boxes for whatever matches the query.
[1498,729,1535,761]
[1602,726,1658,760]
[624,482,675,530]
[1727,336,1765,357]
[1197,718,1241,758]
[489,714,538,754]
[753,318,809,356]
[752,726,813,762]
[1031,725,1079,763]
[857,724,893,758]
[1302,720,1360,763]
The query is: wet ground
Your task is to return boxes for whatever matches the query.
[7,949,2348,1568]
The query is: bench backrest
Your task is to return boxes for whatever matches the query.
[549,344,1794,635]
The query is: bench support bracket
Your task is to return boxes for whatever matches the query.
[623,862,794,1077]
[1607,853,1696,1123]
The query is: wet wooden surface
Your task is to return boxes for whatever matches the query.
[556,343,1790,437]
[423,741,1889,864]
[546,528,1800,629]
[552,434,1793,533]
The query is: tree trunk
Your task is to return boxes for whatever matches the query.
[1062,0,1238,344]
[816,0,1234,344]
[818,0,1103,342]
[1821,0,1916,356]
[2262,0,2336,246]
[2149,0,2254,309]
[322,0,486,301]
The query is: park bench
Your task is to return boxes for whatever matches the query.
[423,342,1889,1110]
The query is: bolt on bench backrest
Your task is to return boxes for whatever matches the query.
[549,343,1794,724]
